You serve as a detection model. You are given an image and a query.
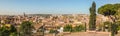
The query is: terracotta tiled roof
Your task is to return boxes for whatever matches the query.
[33,24,42,30]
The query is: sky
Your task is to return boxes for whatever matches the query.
[0,0,120,15]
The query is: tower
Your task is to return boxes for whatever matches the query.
[24,12,26,17]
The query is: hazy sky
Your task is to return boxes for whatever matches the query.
[0,0,120,15]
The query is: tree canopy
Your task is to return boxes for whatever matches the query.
[98,4,120,16]
[0,24,17,36]
[98,3,120,36]
[20,21,33,36]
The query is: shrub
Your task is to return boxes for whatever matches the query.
[63,24,72,32]
[73,25,85,32]
[49,29,56,33]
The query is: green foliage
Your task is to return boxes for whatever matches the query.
[63,24,72,32]
[49,29,55,33]
[10,32,17,36]
[116,20,120,30]
[111,23,118,35]
[98,4,120,16]
[117,26,120,30]
[0,24,17,36]
[20,21,33,36]
[103,21,112,31]
[63,24,85,32]
[98,3,120,36]
[98,4,115,16]
[10,25,17,33]
[0,26,10,36]
[89,1,96,30]
[73,25,85,32]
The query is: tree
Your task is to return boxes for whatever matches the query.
[89,1,96,30]
[98,4,120,20]
[0,25,10,36]
[98,4,116,16]
[0,24,17,36]
[20,21,33,36]
[63,24,73,32]
[98,3,120,36]
[9,25,17,36]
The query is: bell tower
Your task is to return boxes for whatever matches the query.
[23,12,26,17]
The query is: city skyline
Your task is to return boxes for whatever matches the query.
[0,0,120,15]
